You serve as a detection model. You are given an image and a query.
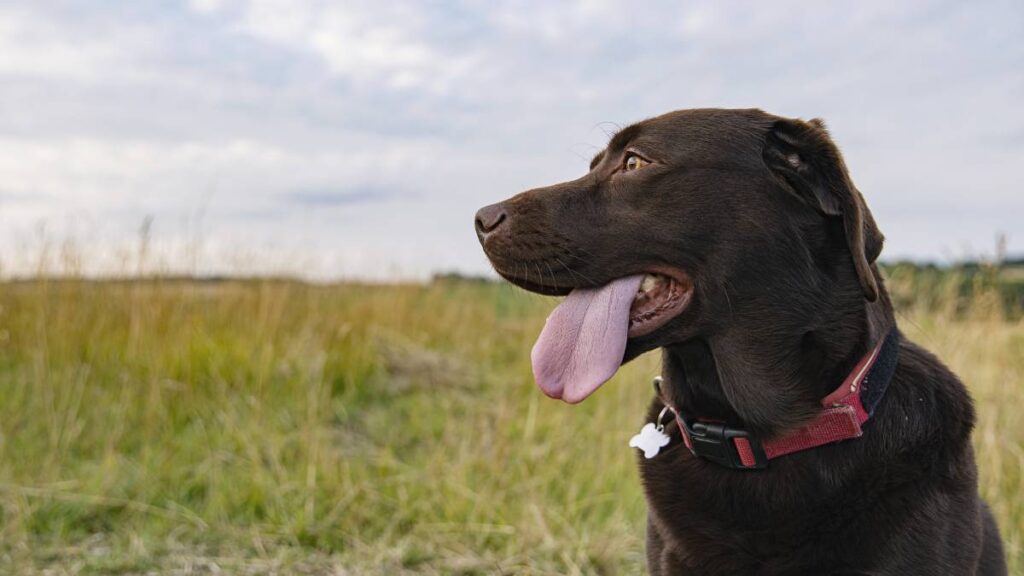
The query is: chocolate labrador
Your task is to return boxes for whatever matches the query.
[474,108,1006,575]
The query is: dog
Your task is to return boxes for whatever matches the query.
[474,108,1006,575]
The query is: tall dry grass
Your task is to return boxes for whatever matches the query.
[0,268,1019,574]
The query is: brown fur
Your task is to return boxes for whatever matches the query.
[475,108,1006,574]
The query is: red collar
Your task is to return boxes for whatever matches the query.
[662,330,900,469]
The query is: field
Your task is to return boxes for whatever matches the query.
[0,267,1021,574]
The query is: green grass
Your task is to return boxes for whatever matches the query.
[0,275,1020,574]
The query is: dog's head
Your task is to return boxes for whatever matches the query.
[476,108,886,433]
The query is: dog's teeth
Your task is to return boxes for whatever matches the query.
[640,274,658,293]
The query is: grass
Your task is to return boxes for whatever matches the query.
[0,270,1020,574]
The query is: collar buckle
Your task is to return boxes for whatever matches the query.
[676,411,768,470]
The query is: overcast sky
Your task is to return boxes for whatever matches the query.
[0,1,1021,278]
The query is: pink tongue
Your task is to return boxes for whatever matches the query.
[531,275,643,403]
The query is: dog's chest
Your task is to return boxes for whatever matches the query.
[639,448,860,572]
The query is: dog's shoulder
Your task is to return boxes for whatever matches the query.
[864,336,979,496]
[883,337,976,446]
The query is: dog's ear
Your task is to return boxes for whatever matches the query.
[763,117,883,301]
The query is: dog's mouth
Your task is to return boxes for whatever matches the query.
[501,268,693,338]
[628,271,693,338]
[502,265,693,404]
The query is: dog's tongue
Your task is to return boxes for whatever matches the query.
[531,275,643,403]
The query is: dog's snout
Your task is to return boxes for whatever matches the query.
[475,203,507,238]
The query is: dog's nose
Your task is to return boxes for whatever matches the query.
[475,203,507,238]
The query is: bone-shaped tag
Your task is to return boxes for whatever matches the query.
[629,422,671,459]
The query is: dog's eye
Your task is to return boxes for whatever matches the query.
[624,154,649,172]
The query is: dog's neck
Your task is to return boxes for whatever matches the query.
[660,283,895,440]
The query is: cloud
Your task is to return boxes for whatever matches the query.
[0,136,437,216]
[285,187,407,207]
[0,6,140,82]
[188,0,227,15]
[0,1,1021,278]
[0,190,44,203]
[188,1,480,94]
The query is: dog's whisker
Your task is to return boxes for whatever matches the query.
[568,245,599,260]
[532,262,546,289]
[542,260,559,289]
[721,279,736,322]
[594,120,622,139]
[554,258,581,285]
[570,142,603,163]
[554,256,597,287]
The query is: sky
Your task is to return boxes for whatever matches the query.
[0,0,1021,279]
